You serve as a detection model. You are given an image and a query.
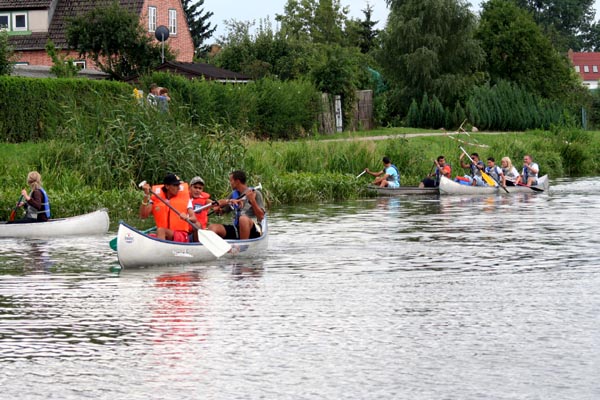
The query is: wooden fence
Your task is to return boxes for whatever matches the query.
[318,90,374,134]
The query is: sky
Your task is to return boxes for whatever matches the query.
[203,0,600,42]
[202,0,482,41]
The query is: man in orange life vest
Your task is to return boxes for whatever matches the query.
[140,173,192,242]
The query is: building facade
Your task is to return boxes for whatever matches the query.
[568,50,600,90]
[2,0,194,71]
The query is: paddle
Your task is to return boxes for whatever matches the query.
[9,195,24,222]
[356,170,366,179]
[506,178,545,192]
[138,181,231,258]
[459,146,507,192]
[109,226,156,251]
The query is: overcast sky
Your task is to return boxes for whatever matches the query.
[203,0,600,42]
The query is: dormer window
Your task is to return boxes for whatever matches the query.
[594,66,598,73]
[0,14,9,30]
[13,13,27,31]
[575,66,580,72]
[584,65,589,73]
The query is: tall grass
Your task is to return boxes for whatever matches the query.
[2,127,600,224]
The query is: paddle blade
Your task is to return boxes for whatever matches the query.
[9,210,16,222]
[481,172,496,187]
[527,185,544,192]
[197,230,232,258]
[109,237,117,251]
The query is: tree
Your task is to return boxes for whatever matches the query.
[476,0,585,104]
[66,2,170,80]
[0,30,15,76]
[510,0,596,51]
[377,0,485,114]
[345,3,380,54]
[46,40,79,78]
[582,21,600,51]
[276,0,348,44]
[214,18,314,80]
[181,0,216,57]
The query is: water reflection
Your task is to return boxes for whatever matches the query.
[1,178,600,399]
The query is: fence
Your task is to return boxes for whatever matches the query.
[318,90,374,134]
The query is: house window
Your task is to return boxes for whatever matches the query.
[13,12,27,31]
[0,14,9,30]
[584,65,589,73]
[594,66,598,73]
[148,6,157,32]
[575,66,580,73]
[169,9,177,34]
[73,60,86,70]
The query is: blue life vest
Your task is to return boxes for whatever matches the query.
[39,188,51,219]
[470,161,484,177]
[231,189,241,226]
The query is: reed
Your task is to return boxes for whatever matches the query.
[1,127,600,223]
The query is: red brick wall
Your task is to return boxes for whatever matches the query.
[14,0,195,68]
[141,0,195,62]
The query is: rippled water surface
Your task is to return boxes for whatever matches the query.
[1,178,599,399]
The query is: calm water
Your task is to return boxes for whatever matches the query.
[1,178,599,399]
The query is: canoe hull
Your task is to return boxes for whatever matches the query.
[367,185,439,196]
[0,209,110,238]
[117,217,269,268]
[439,175,549,195]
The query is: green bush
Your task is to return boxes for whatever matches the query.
[138,72,320,139]
[0,76,131,142]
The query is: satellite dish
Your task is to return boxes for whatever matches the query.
[155,25,169,42]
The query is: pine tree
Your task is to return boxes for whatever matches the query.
[182,0,217,57]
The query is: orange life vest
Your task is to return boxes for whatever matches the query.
[151,183,190,232]
[190,192,211,230]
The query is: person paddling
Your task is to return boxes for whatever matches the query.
[8,171,50,224]
[459,151,485,186]
[500,157,519,186]
[208,170,265,240]
[419,155,451,188]
[187,176,211,242]
[515,154,539,187]
[365,157,401,188]
[140,173,192,242]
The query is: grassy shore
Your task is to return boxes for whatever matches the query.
[1,127,599,226]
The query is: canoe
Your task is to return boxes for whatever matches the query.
[367,184,439,196]
[0,208,110,238]
[439,175,549,195]
[116,216,269,268]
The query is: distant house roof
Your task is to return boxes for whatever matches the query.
[48,0,144,48]
[0,0,52,9]
[12,64,109,79]
[154,61,251,83]
[5,0,144,50]
[568,50,600,83]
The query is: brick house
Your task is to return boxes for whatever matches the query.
[2,0,194,71]
[567,50,600,89]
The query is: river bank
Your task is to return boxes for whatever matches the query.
[1,127,598,225]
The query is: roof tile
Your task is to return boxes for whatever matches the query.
[0,0,53,9]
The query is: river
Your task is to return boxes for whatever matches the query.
[0,178,599,399]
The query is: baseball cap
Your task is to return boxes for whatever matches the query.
[190,176,205,186]
[163,173,181,186]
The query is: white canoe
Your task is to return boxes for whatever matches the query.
[116,217,269,268]
[439,175,549,195]
[0,209,110,238]
[367,184,439,196]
